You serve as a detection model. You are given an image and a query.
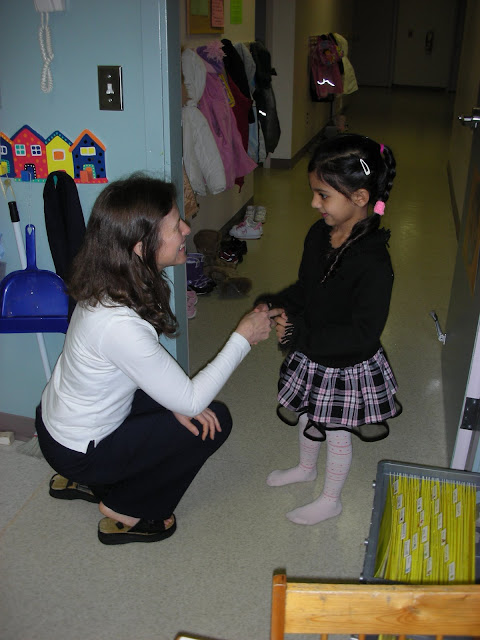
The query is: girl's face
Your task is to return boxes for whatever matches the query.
[154,204,190,270]
[309,171,368,233]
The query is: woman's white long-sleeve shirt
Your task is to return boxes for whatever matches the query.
[41,302,250,453]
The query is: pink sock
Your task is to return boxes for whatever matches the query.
[287,429,352,524]
[267,414,320,486]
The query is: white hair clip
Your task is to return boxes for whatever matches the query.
[360,159,370,176]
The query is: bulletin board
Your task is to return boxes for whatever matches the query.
[187,0,224,34]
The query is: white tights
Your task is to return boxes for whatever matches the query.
[267,414,353,525]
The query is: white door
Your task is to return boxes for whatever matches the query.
[393,0,459,88]
[350,0,463,89]
[442,97,480,470]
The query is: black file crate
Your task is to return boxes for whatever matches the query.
[362,460,480,584]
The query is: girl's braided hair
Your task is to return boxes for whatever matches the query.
[308,133,396,282]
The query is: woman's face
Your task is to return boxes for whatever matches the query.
[154,205,191,270]
[134,204,190,270]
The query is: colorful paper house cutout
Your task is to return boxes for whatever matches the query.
[11,125,48,181]
[0,132,16,177]
[3,125,108,184]
[45,131,75,179]
[70,129,107,183]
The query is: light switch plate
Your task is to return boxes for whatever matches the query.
[98,65,123,111]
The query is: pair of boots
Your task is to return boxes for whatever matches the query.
[219,236,248,265]
[186,253,216,295]
[267,414,353,525]
[191,229,252,298]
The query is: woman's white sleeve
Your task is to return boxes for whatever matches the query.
[101,319,250,416]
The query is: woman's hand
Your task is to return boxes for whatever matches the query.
[235,306,283,345]
[173,408,221,441]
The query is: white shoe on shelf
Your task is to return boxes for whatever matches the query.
[245,205,255,222]
[229,219,263,239]
[254,205,266,223]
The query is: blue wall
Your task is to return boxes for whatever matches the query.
[0,0,186,420]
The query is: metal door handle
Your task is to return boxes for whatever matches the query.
[430,310,446,344]
[458,107,480,130]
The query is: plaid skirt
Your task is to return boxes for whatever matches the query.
[278,348,398,428]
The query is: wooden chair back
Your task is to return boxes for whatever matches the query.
[271,573,480,640]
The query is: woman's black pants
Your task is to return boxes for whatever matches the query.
[36,390,232,520]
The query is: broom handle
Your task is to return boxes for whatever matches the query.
[13,221,27,269]
[8,203,27,269]
[36,333,51,379]
[9,203,52,380]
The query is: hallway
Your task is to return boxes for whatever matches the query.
[0,87,459,640]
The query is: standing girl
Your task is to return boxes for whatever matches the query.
[257,133,400,525]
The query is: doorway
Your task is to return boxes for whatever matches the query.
[350,0,465,90]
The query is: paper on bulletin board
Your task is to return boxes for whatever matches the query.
[190,0,208,16]
[230,0,243,24]
[211,0,224,28]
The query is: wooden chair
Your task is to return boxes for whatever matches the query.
[271,573,480,640]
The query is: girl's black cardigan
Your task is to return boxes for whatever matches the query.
[256,219,394,368]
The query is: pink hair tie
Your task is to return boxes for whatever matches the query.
[374,200,385,215]
[380,144,385,154]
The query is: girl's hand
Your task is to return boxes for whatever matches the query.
[235,307,283,345]
[274,312,291,343]
[173,408,221,441]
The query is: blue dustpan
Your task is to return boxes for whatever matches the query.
[0,224,68,333]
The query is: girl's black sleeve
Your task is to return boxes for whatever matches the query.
[254,223,321,314]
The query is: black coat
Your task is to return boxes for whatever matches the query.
[249,41,281,154]
[257,219,394,367]
[43,171,86,319]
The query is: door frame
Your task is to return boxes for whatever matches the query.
[141,0,188,372]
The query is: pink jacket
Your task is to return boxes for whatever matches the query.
[196,54,257,190]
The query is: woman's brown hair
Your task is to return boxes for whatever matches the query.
[68,173,178,336]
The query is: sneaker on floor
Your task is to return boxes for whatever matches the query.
[229,219,263,239]
[254,205,266,223]
[221,237,248,255]
[188,278,216,295]
[186,288,197,319]
[220,237,247,263]
[186,288,198,304]
[219,249,240,265]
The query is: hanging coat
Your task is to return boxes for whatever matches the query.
[43,171,85,319]
[334,33,358,95]
[183,163,199,219]
[249,41,281,155]
[221,38,254,123]
[310,34,344,100]
[235,42,267,163]
[195,45,257,191]
[197,41,252,170]
[181,48,227,196]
